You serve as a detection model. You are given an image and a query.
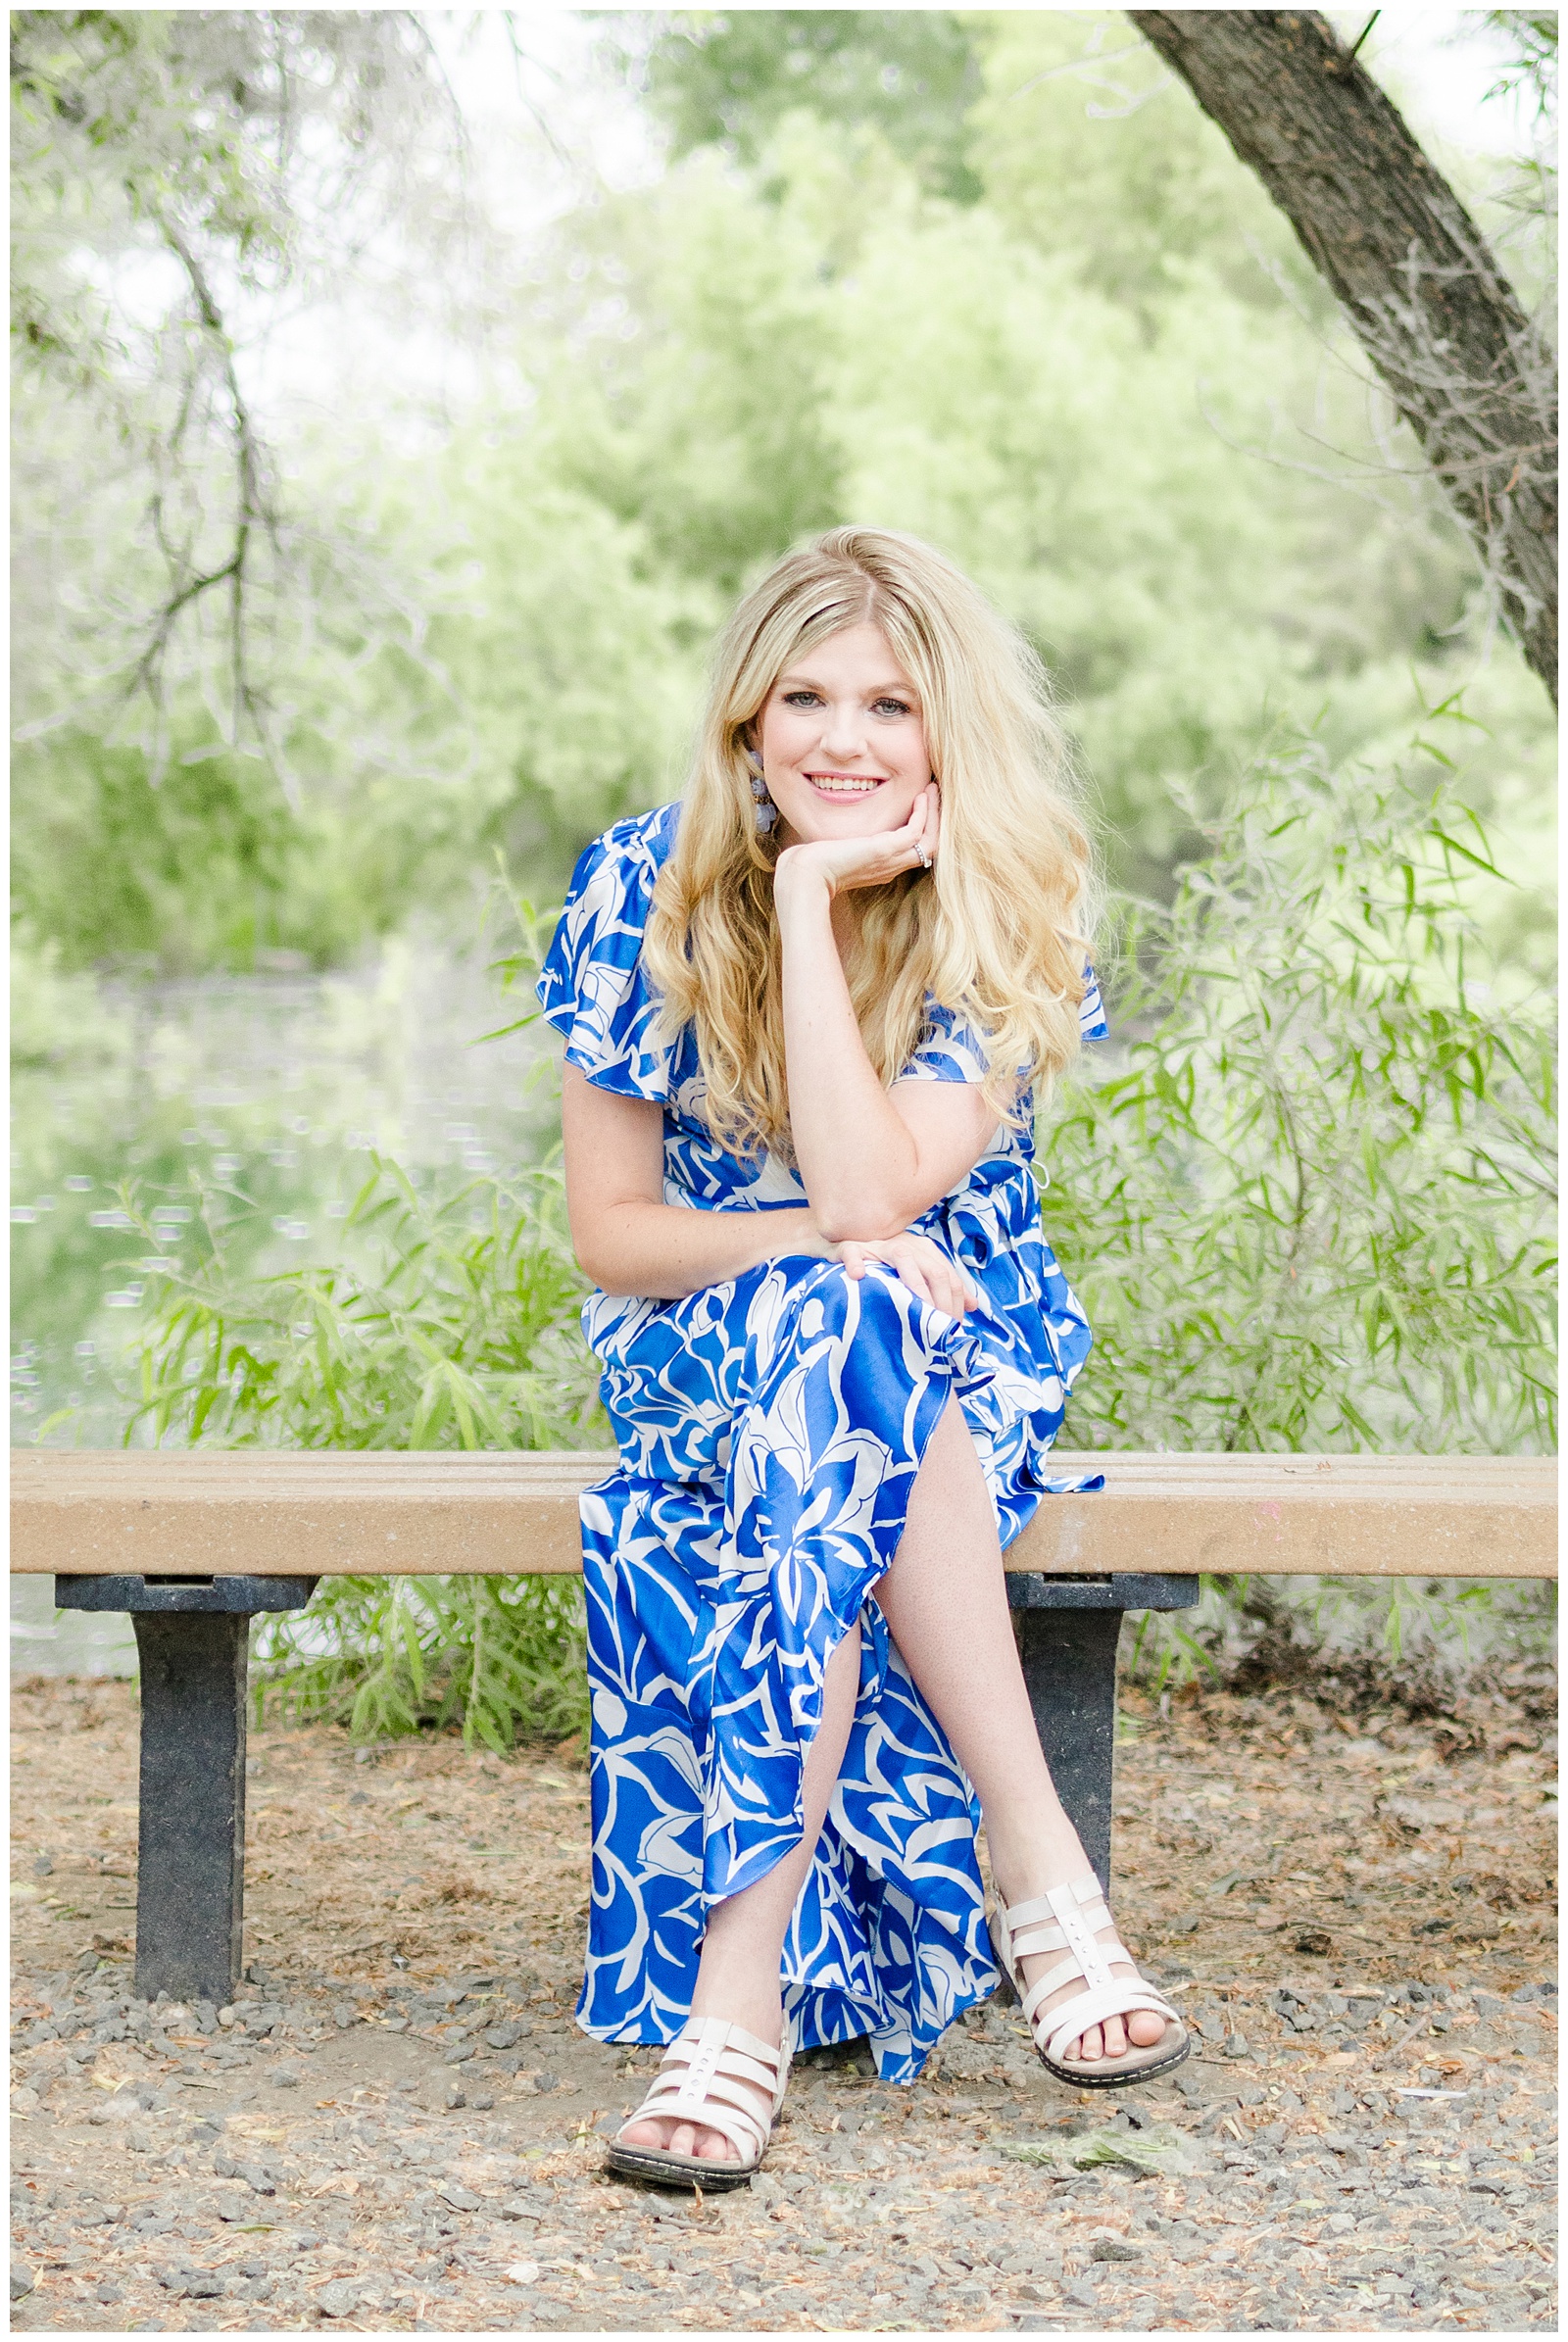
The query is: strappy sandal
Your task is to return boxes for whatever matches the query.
[992,1875,1190,2089]
[604,2016,791,2193]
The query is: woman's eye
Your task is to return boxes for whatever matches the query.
[781,690,821,707]
[872,698,912,717]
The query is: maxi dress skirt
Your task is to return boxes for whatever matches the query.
[538,807,1106,2084]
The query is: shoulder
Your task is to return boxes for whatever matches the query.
[536,806,682,1099]
[561,803,681,919]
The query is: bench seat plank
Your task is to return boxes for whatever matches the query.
[11,1449,1555,1581]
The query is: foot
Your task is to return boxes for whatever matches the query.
[1013,1905,1169,2067]
[618,2091,770,2164]
[617,2005,784,2164]
[993,1857,1175,2070]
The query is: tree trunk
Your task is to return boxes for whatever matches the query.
[1128,9,1557,702]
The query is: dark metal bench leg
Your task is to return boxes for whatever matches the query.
[1006,1571,1200,1897]
[56,1573,317,2009]
[131,1612,249,2007]
[1011,1604,1122,1894]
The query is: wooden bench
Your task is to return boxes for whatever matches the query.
[12,1449,1555,2011]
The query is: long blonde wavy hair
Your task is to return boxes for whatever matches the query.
[643,527,1095,1160]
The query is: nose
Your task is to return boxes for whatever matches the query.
[818,700,869,760]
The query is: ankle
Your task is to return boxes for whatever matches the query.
[688,1976,783,2049]
[986,1818,1088,1908]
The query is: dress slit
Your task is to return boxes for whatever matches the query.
[578,1255,1004,2080]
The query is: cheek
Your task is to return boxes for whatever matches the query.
[896,726,932,781]
[759,705,801,763]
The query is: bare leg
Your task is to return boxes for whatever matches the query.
[874,1400,1170,2066]
[618,1621,862,2162]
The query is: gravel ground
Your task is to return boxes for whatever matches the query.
[10,1669,1557,2334]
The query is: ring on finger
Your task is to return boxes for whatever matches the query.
[912,839,932,869]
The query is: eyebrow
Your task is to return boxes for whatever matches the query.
[776,669,920,700]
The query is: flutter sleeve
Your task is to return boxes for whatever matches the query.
[535,806,680,1101]
[894,1000,994,1086]
[1079,961,1109,1044]
[896,963,1108,1087]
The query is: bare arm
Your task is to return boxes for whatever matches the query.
[773,799,1001,1244]
[561,1064,981,1313]
[561,1064,827,1298]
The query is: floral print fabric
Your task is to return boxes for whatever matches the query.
[537,805,1106,2080]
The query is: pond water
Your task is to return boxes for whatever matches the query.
[11,939,554,1675]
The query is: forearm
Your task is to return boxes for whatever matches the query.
[775,875,926,1241]
[573,1201,828,1299]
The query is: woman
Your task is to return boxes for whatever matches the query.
[537,528,1187,2191]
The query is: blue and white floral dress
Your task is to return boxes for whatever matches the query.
[536,805,1106,2083]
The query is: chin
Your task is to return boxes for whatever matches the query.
[783,798,912,838]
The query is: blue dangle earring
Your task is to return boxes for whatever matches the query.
[745,748,777,835]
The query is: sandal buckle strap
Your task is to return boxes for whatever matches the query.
[1046,1881,1115,1994]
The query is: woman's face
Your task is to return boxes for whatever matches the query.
[754,621,932,850]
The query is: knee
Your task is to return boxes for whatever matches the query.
[788,1257,859,1342]
[795,1255,905,1337]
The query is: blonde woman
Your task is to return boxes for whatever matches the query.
[537,528,1187,2190]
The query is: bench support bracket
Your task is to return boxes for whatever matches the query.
[1006,1572,1198,1894]
[56,1575,317,2007]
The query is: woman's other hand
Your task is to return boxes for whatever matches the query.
[831,1229,979,1318]
[773,782,940,903]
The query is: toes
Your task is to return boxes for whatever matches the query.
[1102,2018,1129,2058]
[1128,2011,1166,2048]
[695,2129,737,2162]
[1078,2025,1104,2062]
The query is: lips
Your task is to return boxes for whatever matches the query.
[805,773,886,796]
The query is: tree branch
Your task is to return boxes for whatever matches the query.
[1127,9,1557,701]
[131,221,293,799]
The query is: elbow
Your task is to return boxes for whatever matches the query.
[568,1224,616,1293]
[810,1192,910,1245]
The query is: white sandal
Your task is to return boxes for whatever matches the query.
[604,2016,792,2192]
[992,1875,1190,2089]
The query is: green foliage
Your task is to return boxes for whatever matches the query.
[425,477,710,867]
[120,1149,603,1751]
[252,1573,589,1753]
[14,3,1554,964]
[531,156,848,600]
[967,11,1314,313]
[10,727,296,973]
[1484,10,1559,115]
[10,9,466,884]
[125,1156,601,1454]
[1050,736,1555,1457]
[626,8,984,201]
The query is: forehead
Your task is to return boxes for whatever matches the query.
[776,621,917,694]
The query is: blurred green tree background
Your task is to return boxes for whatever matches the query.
[13,7,1556,975]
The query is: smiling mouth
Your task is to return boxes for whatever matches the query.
[805,772,887,796]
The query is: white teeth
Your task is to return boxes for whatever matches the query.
[809,778,880,794]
